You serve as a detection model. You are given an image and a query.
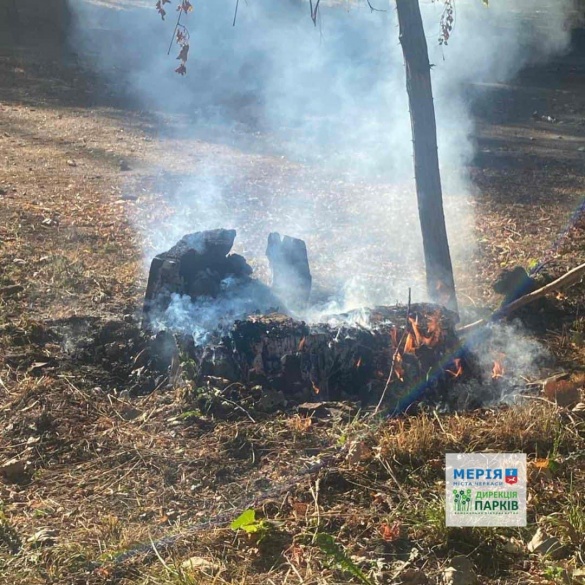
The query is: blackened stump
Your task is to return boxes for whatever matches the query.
[266,233,312,312]
[192,304,469,412]
[144,229,254,315]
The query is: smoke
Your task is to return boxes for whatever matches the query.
[68,0,573,313]
[150,278,280,344]
[447,319,551,410]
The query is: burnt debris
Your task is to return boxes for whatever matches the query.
[144,229,247,315]
[136,230,510,414]
[493,266,538,306]
[143,229,312,328]
[266,232,312,312]
[187,304,470,412]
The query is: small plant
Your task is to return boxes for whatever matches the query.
[314,533,375,585]
[543,564,566,583]
[570,317,585,346]
[545,488,585,548]
[177,409,202,420]
[230,509,270,541]
[179,355,198,380]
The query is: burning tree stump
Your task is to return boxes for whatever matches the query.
[143,229,254,315]
[143,230,317,341]
[266,233,312,312]
[193,303,469,412]
[141,231,483,413]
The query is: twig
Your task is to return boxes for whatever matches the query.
[168,7,183,56]
[309,0,321,26]
[309,478,321,538]
[456,317,484,333]
[498,261,585,315]
[373,288,411,415]
[149,533,175,574]
[366,0,386,12]
[287,561,307,585]
[233,0,240,27]
[221,397,257,423]
[457,261,585,334]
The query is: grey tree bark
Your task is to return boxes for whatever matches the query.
[395,0,459,316]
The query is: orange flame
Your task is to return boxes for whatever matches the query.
[492,360,505,379]
[394,353,405,381]
[408,315,440,348]
[403,333,416,354]
[447,358,463,378]
[425,312,442,347]
[408,316,424,347]
[390,327,398,349]
[311,380,320,394]
[298,337,306,351]
[356,357,363,368]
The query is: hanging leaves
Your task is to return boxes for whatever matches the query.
[438,0,454,46]
[155,0,171,20]
[177,43,189,63]
[180,0,194,12]
[155,1,191,74]
[158,0,486,73]
[175,26,190,75]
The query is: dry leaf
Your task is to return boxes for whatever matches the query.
[380,521,401,542]
[346,441,372,465]
[543,379,581,407]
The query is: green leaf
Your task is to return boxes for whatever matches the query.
[527,258,539,271]
[482,0,489,5]
[241,523,263,534]
[230,509,256,531]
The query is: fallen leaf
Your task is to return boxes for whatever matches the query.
[346,441,372,465]
[0,459,28,484]
[380,521,401,542]
[181,556,220,572]
[544,379,581,408]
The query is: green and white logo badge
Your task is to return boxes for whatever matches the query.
[446,453,527,527]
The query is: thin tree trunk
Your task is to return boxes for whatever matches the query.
[395,0,458,316]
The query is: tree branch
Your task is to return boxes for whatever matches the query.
[458,261,585,334]
[366,0,386,13]
[309,0,321,26]
[168,6,183,56]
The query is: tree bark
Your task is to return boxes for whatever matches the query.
[395,0,458,316]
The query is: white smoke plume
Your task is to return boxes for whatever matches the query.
[68,0,574,313]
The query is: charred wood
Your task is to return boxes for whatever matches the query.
[192,303,467,412]
[266,232,312,312]
[144,229,255,316]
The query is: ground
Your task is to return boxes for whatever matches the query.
[1,13,585,585]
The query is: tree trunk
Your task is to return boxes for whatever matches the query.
[395,0,458,316]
